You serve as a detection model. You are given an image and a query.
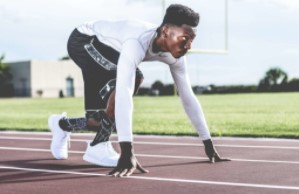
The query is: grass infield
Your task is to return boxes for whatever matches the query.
[0,92,298,138]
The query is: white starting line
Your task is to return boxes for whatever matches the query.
[0,165,299,191]
[0,146,299,165]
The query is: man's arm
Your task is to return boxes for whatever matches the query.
[169,57,230,162]
[169,57,211,140]
[109,39,148,176]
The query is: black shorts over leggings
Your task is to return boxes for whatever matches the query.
[67,29,144,111]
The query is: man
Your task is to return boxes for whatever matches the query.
[49,4,230,177]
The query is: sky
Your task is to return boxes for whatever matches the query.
[0,0,298,87]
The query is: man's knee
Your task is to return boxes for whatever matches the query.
[105,77,143,119]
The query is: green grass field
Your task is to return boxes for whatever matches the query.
[0,92,298,138]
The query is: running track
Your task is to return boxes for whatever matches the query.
[1,131,299,194]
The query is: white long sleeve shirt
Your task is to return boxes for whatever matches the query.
[77,19,211,142]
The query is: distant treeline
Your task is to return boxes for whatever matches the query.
[137,68,299,96]
[202,79,299,94]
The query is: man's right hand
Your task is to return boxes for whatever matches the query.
[108,142,149,177]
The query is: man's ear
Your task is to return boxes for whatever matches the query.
[162,25,170,38]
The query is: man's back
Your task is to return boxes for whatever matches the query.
[77,19,157,52]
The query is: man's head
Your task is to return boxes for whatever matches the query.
[162,4,199,27]
[158,4,199,58]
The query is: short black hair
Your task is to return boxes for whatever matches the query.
[162,4,200,27]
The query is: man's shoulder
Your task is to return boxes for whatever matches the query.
[93,19,157,30]
[125,19,157,28]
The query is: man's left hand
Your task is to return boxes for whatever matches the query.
[203,139,231,163]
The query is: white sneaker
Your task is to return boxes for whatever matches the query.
[83,141,119,167]
[48,112,71,160]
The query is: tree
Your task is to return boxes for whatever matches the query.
[258,67,288,92]
[257,77,271,91]
[151,80,164,90]
[265,68,288,86]
[0,55,12,83]
[0,54,14,97]
[151,80,164,96]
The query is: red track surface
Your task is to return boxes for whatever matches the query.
[1,131,299,194]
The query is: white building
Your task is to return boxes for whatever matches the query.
[7,60,84,98]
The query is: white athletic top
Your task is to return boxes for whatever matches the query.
[77,19,211,142]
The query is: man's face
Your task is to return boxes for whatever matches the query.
[163,24,196,58]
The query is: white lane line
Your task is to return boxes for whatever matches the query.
[0,136,84,142]
[1,146,299,165]
[1,131,299,142]
[137,154,299,165]
[1,136,299,149]
[1,165,299,190]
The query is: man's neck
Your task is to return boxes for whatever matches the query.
[152,34,167,53]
